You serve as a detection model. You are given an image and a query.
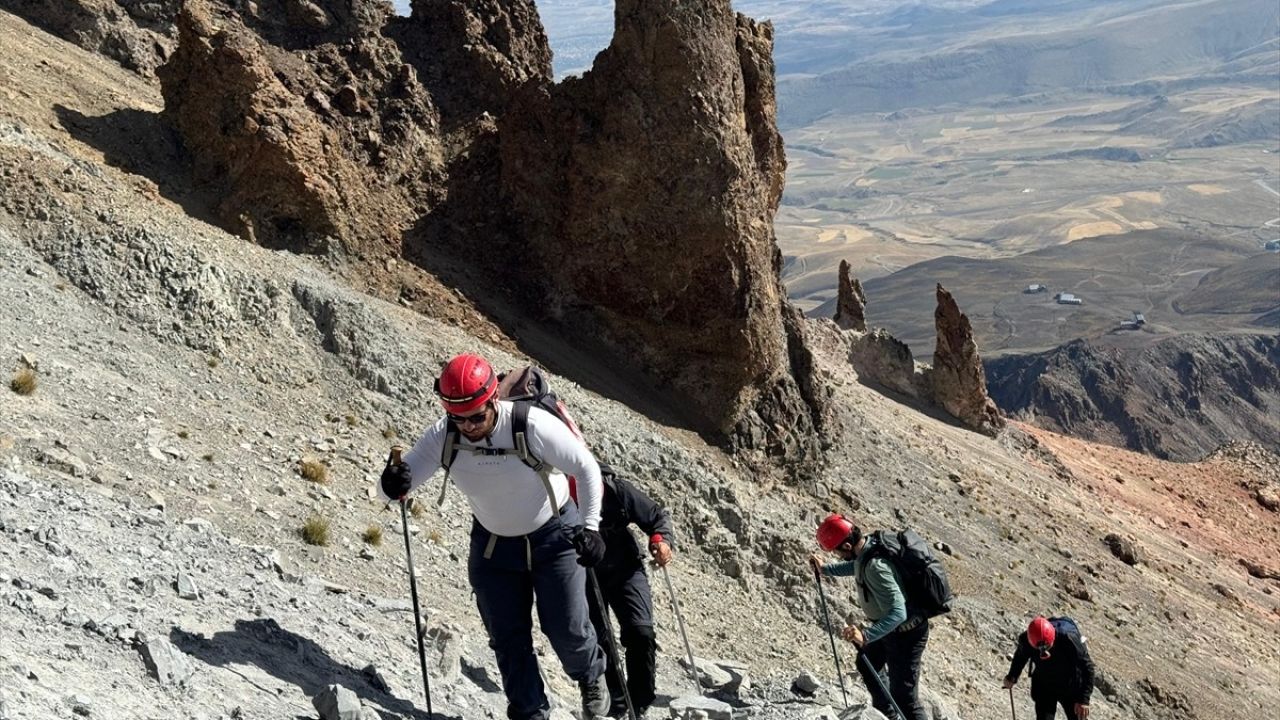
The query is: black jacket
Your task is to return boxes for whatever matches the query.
[595,468,675,577]
[1006,618,1095,704]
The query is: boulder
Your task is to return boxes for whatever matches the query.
[137,636,193,687]
[1104,533,1142,566]
[312,684,362,720]
[792,670,822,696]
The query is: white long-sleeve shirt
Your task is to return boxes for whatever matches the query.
[385,400,603,536]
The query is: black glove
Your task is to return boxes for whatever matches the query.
[572,528,606,567]
[380,456,413,500]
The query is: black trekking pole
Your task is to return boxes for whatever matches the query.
[857,651,905,720]
[1008,686,1017,720]
[812,568,850,710]
[392,447,434,719]
[587,568,638,720]
[658,564,703,697]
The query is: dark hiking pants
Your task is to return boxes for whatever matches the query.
[468,502,606,720]
[586,563,657,714]
[857,619,930,720]
[1034,695,1080,720]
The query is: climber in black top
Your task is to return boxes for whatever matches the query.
[1004,616,1096,720]
[573,465,675,719]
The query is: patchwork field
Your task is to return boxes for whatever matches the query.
[777,85,1280,355]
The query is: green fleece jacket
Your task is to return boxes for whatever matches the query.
[821,535,908,644]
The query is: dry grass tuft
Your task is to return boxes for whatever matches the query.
[345,414,359,427]
[10,368,37,396]
[409,499,427,518]
[301,516,331,546]
[298,458,328,483]
[362,525,384,546]
[382,427,398,440]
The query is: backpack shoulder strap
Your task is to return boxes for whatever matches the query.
[436,420,462,506]
[511,401,545,472]
[511,401,560,518]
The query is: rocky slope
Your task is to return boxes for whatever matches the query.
[1,7,1279,720]
[985,333,1280,461]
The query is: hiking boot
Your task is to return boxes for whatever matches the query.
[579,673,609,719]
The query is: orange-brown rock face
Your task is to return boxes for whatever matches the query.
[158,0,442,253]
[932,284,1004,436]
[499,0,829,459]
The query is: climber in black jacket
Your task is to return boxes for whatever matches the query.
[1004,616,1096,720]
[573,465,675,719]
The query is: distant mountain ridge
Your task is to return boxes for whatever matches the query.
[985,333,1280,461]
[778,0,1280,124]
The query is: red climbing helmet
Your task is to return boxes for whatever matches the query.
[434,353,497,413]
[816,514,857,551]
[1027,616,1056,658]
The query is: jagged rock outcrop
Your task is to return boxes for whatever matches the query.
[986,334,1280,461]
[930,284,1004,436]
[498,0,829,460]
[158,0,443,253]
[70,0,831,461]
[0,0,180,75]
[388,0,551,123]
[834,259,868,332]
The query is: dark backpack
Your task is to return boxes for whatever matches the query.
[1050,617,1085,646]
[435,365,585,506]
[863,529,954,618]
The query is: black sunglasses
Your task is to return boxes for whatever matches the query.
[448,405,492,426]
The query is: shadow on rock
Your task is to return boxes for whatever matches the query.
[53,104,219,230]
[171,618,460,720]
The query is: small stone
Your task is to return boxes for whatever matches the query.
[362,664,390,693]
[147,491,166,512]
[679,656,733,690]
[67,694,92,716]
[138,637,193,686]
[38,448,87,478]
[1103,533,1142,566]
[668,695,734,720]
[792,670,822,696]
[176,573,200,600]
